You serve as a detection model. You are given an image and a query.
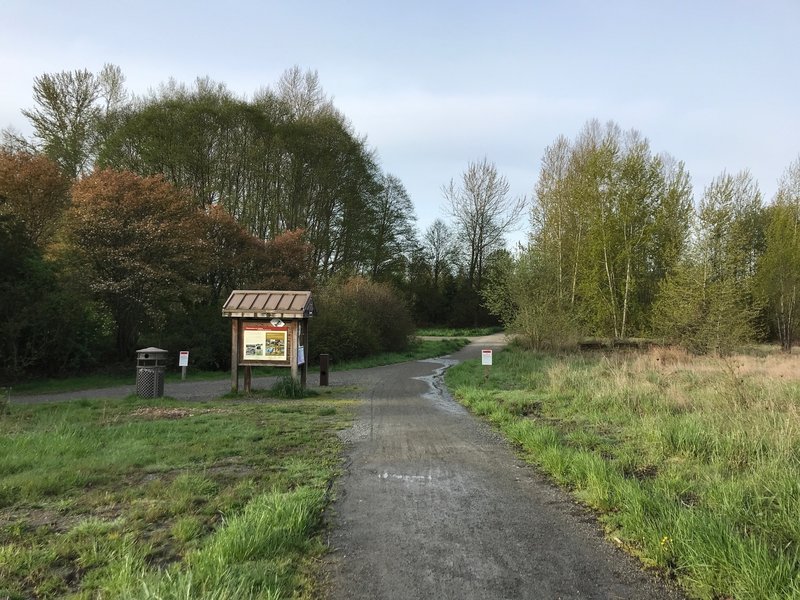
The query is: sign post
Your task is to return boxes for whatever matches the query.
[481,349,493,382]
[178,350,189,380]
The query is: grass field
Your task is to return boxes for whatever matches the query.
[9,338,470,397]
[0,391,355,599]
[415,326,503,337]
[446,344,800,600]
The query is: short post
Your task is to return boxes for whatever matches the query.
[230,318,239,393]
[319,353,330,386]
[244,365,252,393]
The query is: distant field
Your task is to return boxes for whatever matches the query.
[446,345,800,600]
[416,326,503,337]
[0,392,355,599]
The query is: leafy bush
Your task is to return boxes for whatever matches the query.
[0,215,111,382]
[310,277,414,363]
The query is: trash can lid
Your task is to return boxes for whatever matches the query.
[136,347,168,356]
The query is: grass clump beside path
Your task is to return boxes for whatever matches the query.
[446,345,800,600]
[0,392,355,599]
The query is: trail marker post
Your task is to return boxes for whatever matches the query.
[179,351,189,380]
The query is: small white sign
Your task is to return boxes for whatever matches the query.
[298,345,305,366]
[481,349,493,366]
[270,318,285,327]
[178,351,189,367]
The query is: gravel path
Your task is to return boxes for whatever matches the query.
[322,334,685,600]
[10,375,282,404]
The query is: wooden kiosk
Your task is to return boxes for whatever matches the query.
[222,290,315,392]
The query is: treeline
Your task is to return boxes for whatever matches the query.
[486,120,800,354]
[0,66,508,381]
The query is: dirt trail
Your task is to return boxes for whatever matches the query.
[322,334,684,600]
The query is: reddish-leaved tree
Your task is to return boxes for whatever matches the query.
[67,169,206,357]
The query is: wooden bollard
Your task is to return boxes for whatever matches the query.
[319,354,330,386]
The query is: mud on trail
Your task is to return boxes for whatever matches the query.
[322,335,685,600]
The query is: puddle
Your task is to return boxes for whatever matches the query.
[414,357,467,414]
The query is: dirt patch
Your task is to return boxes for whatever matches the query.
[129,407,230,420]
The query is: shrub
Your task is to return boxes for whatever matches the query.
[310,277,414,362]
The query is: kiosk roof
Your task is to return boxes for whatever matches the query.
[222,290,314,319]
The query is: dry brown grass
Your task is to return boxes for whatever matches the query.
[639,344,800,381]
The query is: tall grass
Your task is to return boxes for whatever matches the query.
[446,345,800,599]
[102,487,324,599]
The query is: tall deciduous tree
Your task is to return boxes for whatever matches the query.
[758,157,800,352]
[443,158,525,290]
[98,73,380,279]
[528,121,693,339]
[698,170,764,284]
[652,170,764,354]
[22,64,126,179]
[365,174,417,282]
[66,170,206,357]
[423,218,458,287]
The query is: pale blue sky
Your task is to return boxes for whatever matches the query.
[2,1,798,241]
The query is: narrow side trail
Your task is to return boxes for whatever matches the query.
[323,335,684,600]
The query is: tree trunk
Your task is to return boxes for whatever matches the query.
[603,243,619,338]
[621,255,631,339]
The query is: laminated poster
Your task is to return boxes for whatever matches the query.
[242,323,288,362]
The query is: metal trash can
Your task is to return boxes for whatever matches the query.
[136,347,168,398]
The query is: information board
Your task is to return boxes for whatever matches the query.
[242,322,288,362]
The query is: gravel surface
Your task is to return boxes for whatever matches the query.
[10,375,281,404]
[322,334,686,600]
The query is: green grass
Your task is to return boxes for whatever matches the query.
[446,345,800,600]
[0,392,355,599]
[415,326,503,337]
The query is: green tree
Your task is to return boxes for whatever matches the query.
[65,170,206,357]
[698,170,764,284]
[365,174,417,282]
[757,157,800,351]
[651,170,764,354]
[482,249,579,350]
[652,262,759,354]
[99,73,381,280]
[22,64,125,178]
[529,121,693,339]
[311,277,414,361]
